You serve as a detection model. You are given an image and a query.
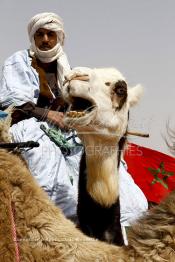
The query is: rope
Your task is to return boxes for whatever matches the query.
[9,201,20,262]
[63,73,89,85]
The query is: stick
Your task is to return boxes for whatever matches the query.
[127,131,149,138]
[0,141,40,149]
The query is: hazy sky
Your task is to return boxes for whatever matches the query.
[0,0,175,154]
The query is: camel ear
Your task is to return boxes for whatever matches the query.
[128,84,144,107]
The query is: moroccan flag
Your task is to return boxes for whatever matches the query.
[124,143,175,203]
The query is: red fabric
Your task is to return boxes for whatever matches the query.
[124,143,175,203]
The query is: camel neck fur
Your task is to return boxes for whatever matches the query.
[83,134,120,207]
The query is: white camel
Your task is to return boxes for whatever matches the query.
[62,67,143,244]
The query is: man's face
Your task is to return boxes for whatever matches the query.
[34,28,57,51]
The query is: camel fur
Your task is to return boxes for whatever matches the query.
[0,106,13,143]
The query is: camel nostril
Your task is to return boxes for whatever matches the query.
[67,85,71,93]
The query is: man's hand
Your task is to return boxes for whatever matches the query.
[47,110,65,128]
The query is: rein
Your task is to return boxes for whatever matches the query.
[9,201,20,262]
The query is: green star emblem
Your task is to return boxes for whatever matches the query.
[148,162,174,189]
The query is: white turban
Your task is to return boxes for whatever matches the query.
[28,12,70,87]
[28,12,65,45]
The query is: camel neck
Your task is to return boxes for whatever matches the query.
[84,139,120,207]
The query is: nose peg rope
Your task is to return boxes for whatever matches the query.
[63,74,89,85]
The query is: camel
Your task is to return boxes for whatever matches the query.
[62,67,143,244]
[1,108,175,261]
[1,68,175,261]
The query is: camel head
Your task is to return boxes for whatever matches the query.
[63,67,143,143]
[63,67,144,207]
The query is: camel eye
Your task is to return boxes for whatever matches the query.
[105,82,111,86]
[114,81,127,97]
